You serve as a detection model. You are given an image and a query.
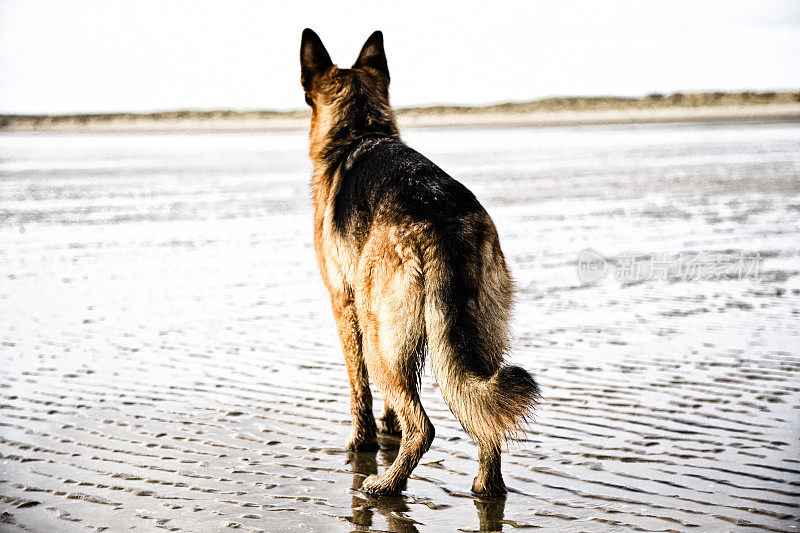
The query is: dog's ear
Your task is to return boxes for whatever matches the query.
[352,31,389,83]
[300,28,333,92]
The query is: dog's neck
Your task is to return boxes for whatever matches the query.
[308,104,399,200]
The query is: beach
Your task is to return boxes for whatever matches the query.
[0,121,799,532]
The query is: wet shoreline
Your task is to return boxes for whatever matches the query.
[1,122,799,532]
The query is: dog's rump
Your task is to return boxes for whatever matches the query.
[334,135,539,448]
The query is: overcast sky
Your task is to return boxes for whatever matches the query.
[1,0,799,114]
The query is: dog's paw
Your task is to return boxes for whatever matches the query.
[346,434,378,452]
[376,415,401,436]
[360,474,400,495]
[471,475,507,497]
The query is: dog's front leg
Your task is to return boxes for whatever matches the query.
[331,294,378,451]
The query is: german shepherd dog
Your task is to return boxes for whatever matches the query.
[300,29,538,496]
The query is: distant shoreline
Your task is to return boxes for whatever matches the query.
[2,91,798,132]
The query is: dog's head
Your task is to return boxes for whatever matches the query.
[300,29,396,161]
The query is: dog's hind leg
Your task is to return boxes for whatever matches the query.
[331,292,377,451]
[359,345,433,495]
[377,405,401,435]
[472,443,506,496]
[356,246,431,494]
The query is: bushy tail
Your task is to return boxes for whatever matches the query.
[423,247,539,448]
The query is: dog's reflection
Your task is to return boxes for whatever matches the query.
[346,437,507,532]
[347,437,415,532]
[473,496,506,532]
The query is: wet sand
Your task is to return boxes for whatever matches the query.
[0,122,799,532]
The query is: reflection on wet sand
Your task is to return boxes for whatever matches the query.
[473,497,507,533]
[347,439,508,533]
[347,438,413,531]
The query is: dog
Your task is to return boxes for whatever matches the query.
[300,28,538,496]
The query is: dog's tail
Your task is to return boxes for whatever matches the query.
[423,238,539,449]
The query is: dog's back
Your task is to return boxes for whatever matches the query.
[301,28,538,496]
[333,136,482,241]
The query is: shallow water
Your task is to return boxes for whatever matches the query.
[1,122,799,532]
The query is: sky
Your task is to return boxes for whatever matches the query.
[1,0,799,115]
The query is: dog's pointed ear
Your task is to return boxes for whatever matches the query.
[352,31,389,83]
[300,28,333,91]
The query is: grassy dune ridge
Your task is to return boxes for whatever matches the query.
[2,91,798,131]
[402,90,800,113]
